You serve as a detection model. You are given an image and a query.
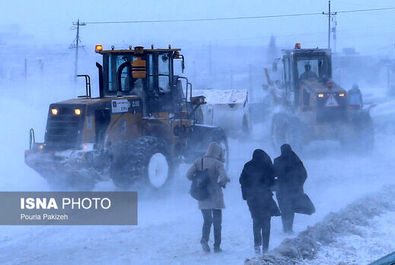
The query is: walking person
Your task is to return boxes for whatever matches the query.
[187,142,230,253]
[274,144,311,234]
[348,83,364,109]
[239,149,280,254]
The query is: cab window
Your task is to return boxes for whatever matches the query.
[158,53,170,93]
[119,62,131,92]
[103,54,144,95]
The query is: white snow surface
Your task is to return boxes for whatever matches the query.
[0,83,395,265]
[246,185,395,265]
[371,98,395,134]
[303,211,395,265]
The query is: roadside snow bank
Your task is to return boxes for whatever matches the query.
[245,185,395,265]
[303,211,395,265]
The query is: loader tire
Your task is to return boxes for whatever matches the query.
[110,136,175,190]
[242,115,251,135]
[271,113,303,151]
[359,113,374,151]
[346,112,374,152]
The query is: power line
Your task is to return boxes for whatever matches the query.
[84,7,395,25]
[337,7,395,14]
[321,5,395,50]
[85,12,322,25]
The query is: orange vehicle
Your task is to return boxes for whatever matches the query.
[25,45,228,189]
[271,44,374,151]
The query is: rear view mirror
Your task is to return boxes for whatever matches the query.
[174,52,185,73]
[132,57,147,79]
[272,58,280,72]
[272,62,278,72]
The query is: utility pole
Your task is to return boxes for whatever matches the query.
[208,42,212,77]
[24,58,27,80]
[322,0,337,50]
[70,19,86,81]
[192,60,196,84]
[332,16,337,53]
[248,64,254,104]
[230,69,233,90]
[248,64,253,94]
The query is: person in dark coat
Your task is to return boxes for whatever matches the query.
[348,83,363,109]
[273,144,307,234]
[300,63,318,80]
[239,149,280,254]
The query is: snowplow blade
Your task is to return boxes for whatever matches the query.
[24,149,109,189]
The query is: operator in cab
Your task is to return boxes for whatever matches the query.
[300,63,318,80]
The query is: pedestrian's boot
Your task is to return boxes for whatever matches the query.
[214,246,222,253]
[254,246,261,254]
[262,247,268,254]
[200,239,210,253]
[283,229,294,235]
[213,225,222,253]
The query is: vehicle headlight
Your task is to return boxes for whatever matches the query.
[74,108,81,115]
[318,93,325,98]
[51,108,58,115]
[81,143,94,151]
[339,93,345,97]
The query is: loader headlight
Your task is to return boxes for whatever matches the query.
[39,144,44,150]
[318,93,325,98]
[339,93,345,97]
[74,108,81,115]
[51,108,58,115]
[81,143,94,151]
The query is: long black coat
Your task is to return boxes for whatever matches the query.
[239,149,280,218]
[274,144,307,213]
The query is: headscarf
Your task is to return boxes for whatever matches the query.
[252,149,272,167]
[241,149,274,189]
[280,144,301,164]
[205,142,225,163]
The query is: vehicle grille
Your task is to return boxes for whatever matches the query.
[44,106,84,150]
[316,108,347,123]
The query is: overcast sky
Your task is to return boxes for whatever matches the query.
[1,0,394,54]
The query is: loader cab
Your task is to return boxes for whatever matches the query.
[282,45,332,107]
[97,46,187,115]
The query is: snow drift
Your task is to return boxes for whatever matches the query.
[245,185,395,265]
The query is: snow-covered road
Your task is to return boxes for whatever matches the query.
[0,87,394,265]
[0,134,394,265]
